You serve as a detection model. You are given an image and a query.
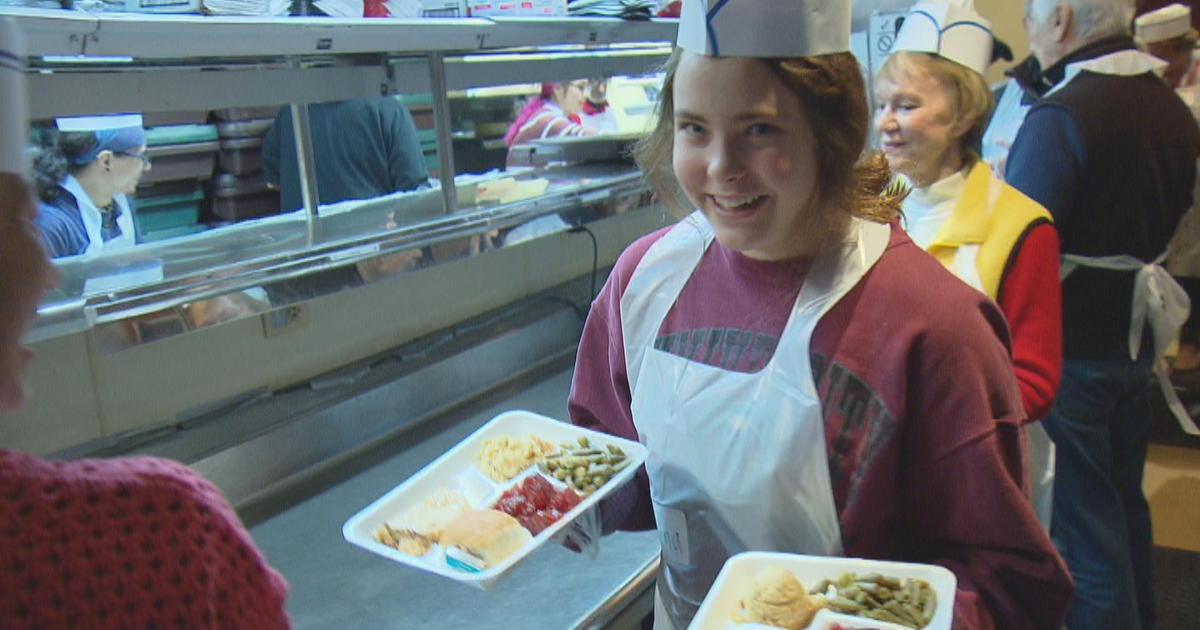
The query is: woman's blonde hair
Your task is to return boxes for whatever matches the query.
[634,50,901,229]
[875,51,994,153]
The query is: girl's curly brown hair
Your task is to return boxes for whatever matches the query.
[634,50,902,227]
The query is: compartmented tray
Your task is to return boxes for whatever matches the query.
[691,552,957,630]
[343,409,647,589]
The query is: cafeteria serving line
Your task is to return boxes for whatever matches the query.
[248,366,662,629]
[4,2,1200,630]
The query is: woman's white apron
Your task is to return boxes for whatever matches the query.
[63,174,135,256]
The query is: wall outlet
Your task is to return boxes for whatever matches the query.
[262,305,306,337]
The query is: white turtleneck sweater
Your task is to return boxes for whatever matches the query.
[900,168,968,249]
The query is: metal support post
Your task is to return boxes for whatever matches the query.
[428,52,458,215]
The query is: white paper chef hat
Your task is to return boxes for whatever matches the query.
[1135,3,1196,44]
[677,0,851,58]
[54,113,144,132]
[890,0,993,75]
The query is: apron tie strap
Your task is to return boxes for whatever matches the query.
[1060,251,1199,435]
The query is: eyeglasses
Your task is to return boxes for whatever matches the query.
[114,151,151,165]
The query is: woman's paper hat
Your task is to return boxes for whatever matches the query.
[890,0,993,74]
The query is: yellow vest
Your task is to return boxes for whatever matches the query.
[926,160,1053,300]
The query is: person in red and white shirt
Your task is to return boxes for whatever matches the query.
[503,80,598,147]
[579,78,620,133]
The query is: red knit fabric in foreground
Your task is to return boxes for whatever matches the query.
[0,451,290,629]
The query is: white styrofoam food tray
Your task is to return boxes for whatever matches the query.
[343,409,646,589]
[690,552,957,630]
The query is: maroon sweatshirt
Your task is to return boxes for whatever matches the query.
[569,221,1072,630]
[0,451,290,629]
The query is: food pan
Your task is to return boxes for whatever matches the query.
[690,552,957,630]
[342,409,647,590]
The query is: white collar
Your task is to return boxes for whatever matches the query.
[1048,49,1167,96]
[909,166,969,206]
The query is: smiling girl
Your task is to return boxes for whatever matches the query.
[567,1,1071,629]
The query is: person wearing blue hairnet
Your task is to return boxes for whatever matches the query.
[32,114,150,258]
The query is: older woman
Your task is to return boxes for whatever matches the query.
[32,114,150,258]
[567,1,1071,628]
[874,1,1063,424]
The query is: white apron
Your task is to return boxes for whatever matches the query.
[621,212,890,630]
[63,174,136,257]
[943,244,1058,530]
[1046,49,1197,434]
[1176,84,1200,123]
[981,78,1031,179]
[1061,254,1199,435]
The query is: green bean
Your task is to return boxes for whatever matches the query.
[920,586,937,623]
[862,608,912,627]
[884,600,917,626]
[828,596,865,613]
[901,602,925,625]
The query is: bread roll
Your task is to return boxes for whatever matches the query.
[439,509,532,568]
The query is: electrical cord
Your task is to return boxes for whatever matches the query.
[568,224,600,303]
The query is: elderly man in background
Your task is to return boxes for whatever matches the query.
[1006,1,1200,628]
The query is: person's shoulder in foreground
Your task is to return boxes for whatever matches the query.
[820,224,1073,630]
[0,451,290,629]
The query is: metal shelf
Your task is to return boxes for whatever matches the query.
[9,8,678,58]
[15,8,673,345]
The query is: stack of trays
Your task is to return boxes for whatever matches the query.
[135,184,206,242]
[134,113,216,242]
[209,106,281,222]
[141,123,219,185]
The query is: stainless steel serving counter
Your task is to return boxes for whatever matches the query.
[248,368,661,629]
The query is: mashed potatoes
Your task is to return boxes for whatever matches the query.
[740,567,819,629]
